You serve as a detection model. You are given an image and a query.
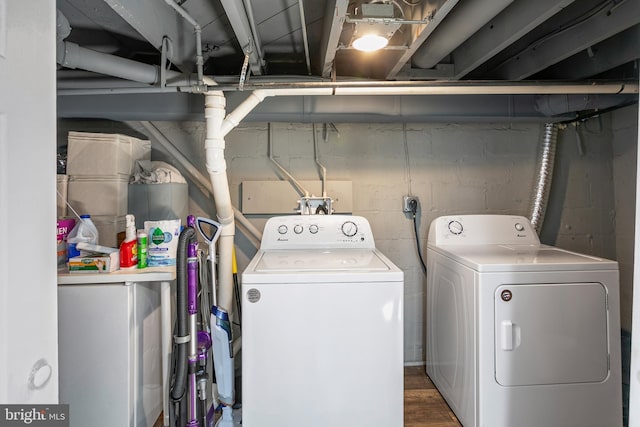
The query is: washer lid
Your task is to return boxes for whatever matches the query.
[254,249,390,272]
[428,244,617,272]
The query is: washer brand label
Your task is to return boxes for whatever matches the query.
[247,288,261,303]
[0,405,69,426]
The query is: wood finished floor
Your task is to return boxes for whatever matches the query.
[404,366,461,427]
[155,366,460,426]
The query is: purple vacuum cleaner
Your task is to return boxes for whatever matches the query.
[171,215,227,427]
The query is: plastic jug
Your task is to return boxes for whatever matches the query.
[67,214,99,259]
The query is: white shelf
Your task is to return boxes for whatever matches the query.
[58,266,175,285]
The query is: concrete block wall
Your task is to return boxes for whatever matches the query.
[58,116,630,364]
[149,120,595,364]
[611,105,638,332]
[541,120,617,258]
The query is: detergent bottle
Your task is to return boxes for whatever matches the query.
[119,214,138,268]
[67,214,99,259]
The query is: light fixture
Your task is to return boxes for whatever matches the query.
[352,34,389,52]
[350,3,401,53]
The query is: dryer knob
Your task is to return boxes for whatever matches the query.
[294,224,304,234]
[278,225,288,234]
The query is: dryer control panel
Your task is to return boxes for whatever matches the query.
[427,215,540,246]
[260,215,376,250]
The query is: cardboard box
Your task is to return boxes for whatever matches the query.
[57,218,76,267]
[68,243,120,273]
[68,176,129,216]
[67,132,151,178]
[57,174,68,216]
[68,252,119,273]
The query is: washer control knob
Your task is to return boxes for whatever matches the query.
[294,224,303,234]
[309,224,319,234]
[514,223,525,232]
[341,221,358,237]
[448,220,463,235]
[277,225,288,235]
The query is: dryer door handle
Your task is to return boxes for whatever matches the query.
[501,321,521,351]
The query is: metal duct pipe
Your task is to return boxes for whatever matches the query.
[534,94,634,116]
[57,41,171,85]
[56,8,215,87]
[411,0,514,70]
[164,0,204,85]
[529,123,559,234]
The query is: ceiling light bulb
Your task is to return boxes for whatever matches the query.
[352,34,388,52]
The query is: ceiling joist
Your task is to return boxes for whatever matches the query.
[451,0,577,79]
[492,0,640,80]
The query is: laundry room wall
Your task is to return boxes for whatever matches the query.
[57,113,634,364]
[611,104,638,333]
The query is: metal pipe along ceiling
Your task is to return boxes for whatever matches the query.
[411,0,515,69]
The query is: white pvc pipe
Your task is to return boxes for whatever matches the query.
[221,91,267,136]
[220,88,334,136]
[216,86,637,135]
[205,93,236,313]
[138,121,263,246]
[332,84,638,96]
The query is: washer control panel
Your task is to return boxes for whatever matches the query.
[428,215,540,246]
[261,215,376,250]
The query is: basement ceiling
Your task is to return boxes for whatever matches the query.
[56,0,640,121]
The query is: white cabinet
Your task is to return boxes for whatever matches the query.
[58,270,174,427]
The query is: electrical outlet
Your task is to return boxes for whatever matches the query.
[403,195,419,213]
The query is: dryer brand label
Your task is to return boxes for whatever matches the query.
[247,288,261,303]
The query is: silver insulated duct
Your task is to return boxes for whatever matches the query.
[529,123,559,234]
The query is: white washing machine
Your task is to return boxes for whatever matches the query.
[241,215,404,427]
[426,215,622,427]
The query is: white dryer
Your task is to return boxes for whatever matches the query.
[241,215,404,427]
[426,215,622,427]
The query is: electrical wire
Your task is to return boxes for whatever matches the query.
[410,201,427,274]
[494,0,621,71]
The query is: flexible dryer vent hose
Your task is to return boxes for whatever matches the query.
[529,123,559,235]
[171,226,197,427]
